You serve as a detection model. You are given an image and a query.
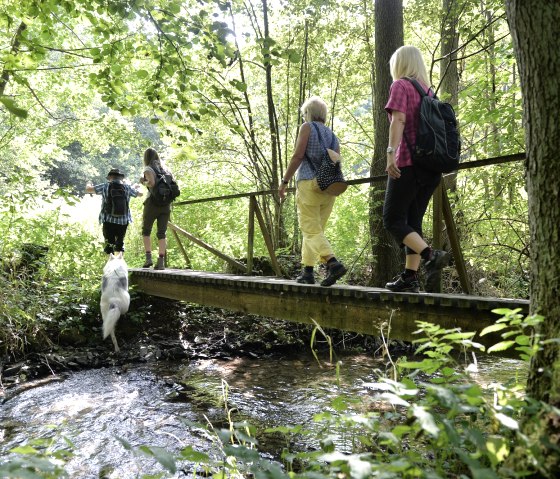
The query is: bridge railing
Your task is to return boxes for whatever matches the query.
[169,153,525,293]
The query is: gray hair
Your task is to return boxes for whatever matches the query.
[301,96,328,123]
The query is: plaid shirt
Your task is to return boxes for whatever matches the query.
[385,78,432,168]
[296,121,340,181]
[94,182,139,225]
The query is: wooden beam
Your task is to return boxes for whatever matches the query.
[247,196,255,274]
[431,183,444,293]
[130,269,528,352]
[252,197,283,276]
[173,154,525,207]
[171,228,192,269]
[441,188,472,294]
[167,223,247,273]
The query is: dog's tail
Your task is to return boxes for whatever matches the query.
[102,304,121,340]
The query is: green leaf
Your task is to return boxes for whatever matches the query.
[138,446,177,473]
[136,69,150,79]
[486,435,509,467]
[0,96,28,118]
[442,332,475,341]
[480,323,508,336]
[178,446,210,462]
[494,413,518,430]
[487,341,516,353]
[412,405,439,437]
[9,445,38,454]
[380,392,410,407]
[168,2,181,14]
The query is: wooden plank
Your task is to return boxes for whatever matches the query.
[130,269,529,351]
[167,223,247,273]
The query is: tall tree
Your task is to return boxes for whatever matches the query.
[368,0,403,286]
[505,1,560,475]
[430,0,461,292]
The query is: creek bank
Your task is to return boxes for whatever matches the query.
[0,294,413,402]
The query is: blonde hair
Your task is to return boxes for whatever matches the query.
[389,45,430,86]
[301,96,328,123]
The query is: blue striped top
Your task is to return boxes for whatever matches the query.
[296,121,340,181]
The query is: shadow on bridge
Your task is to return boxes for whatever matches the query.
[130,268,529,351]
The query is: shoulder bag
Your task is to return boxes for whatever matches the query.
[308,122,348,196]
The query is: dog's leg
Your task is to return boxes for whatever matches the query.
[111,331,120,353]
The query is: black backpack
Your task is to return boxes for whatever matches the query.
[404,77,461,173]
[150,167,180,206]
[104,180,128,217]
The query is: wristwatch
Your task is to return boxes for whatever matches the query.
[387,146,396,154]
[282,179,289,185]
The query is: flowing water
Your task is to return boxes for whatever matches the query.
[0,352,527,478]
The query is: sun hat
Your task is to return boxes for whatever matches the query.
[107,168,126,179]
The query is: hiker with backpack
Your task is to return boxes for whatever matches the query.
[382,45,455,293]
[85,168,143,256]
[140,147,180,270]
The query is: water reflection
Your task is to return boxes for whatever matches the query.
[0,353,528,477]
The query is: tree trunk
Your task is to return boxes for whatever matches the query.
[261,0,282,248]
[0,22,27,96]
[368,0,403,287]
[506,1,560,475]
[432,0,461,292]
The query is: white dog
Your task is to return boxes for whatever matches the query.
[100,252,130,352]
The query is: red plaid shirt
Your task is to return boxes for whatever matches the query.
[384,78,431,168]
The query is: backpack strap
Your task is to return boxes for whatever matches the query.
[310,121,336,150]
[306,122,336,173]
[404,77,436,99]
[402,77,434,156]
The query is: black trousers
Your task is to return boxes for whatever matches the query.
[102,222,128,254]
[382,166,441,255]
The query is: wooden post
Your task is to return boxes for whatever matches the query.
[430,183,443,292]
[247,196,255,274]
[171,228,192,269]
[432,183,443,249]
[252,199,283,276]
[441,187,472,294]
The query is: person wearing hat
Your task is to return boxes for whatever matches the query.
[85,168,143,255]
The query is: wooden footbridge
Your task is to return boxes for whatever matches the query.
[131,154,529,348]
[129,268,529,348]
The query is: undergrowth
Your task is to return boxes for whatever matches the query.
[2,309,558,478]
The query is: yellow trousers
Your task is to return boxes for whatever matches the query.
[296,179,336,266]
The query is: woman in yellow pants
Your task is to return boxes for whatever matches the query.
[278,96,347,287]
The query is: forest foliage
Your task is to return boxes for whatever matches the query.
[0,0,528,351]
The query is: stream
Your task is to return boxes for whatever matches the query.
[0,352,527,478]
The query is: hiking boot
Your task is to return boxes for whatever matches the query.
[385,274,420,293]
[142,259,153,268]
[320,261,347,287]
[424,249,450,274]
[296,270,315,284]
[154,256,165,270]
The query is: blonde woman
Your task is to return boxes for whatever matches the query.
[140,148,173,270]
[279,96,347,287]
[383,45,450,292]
